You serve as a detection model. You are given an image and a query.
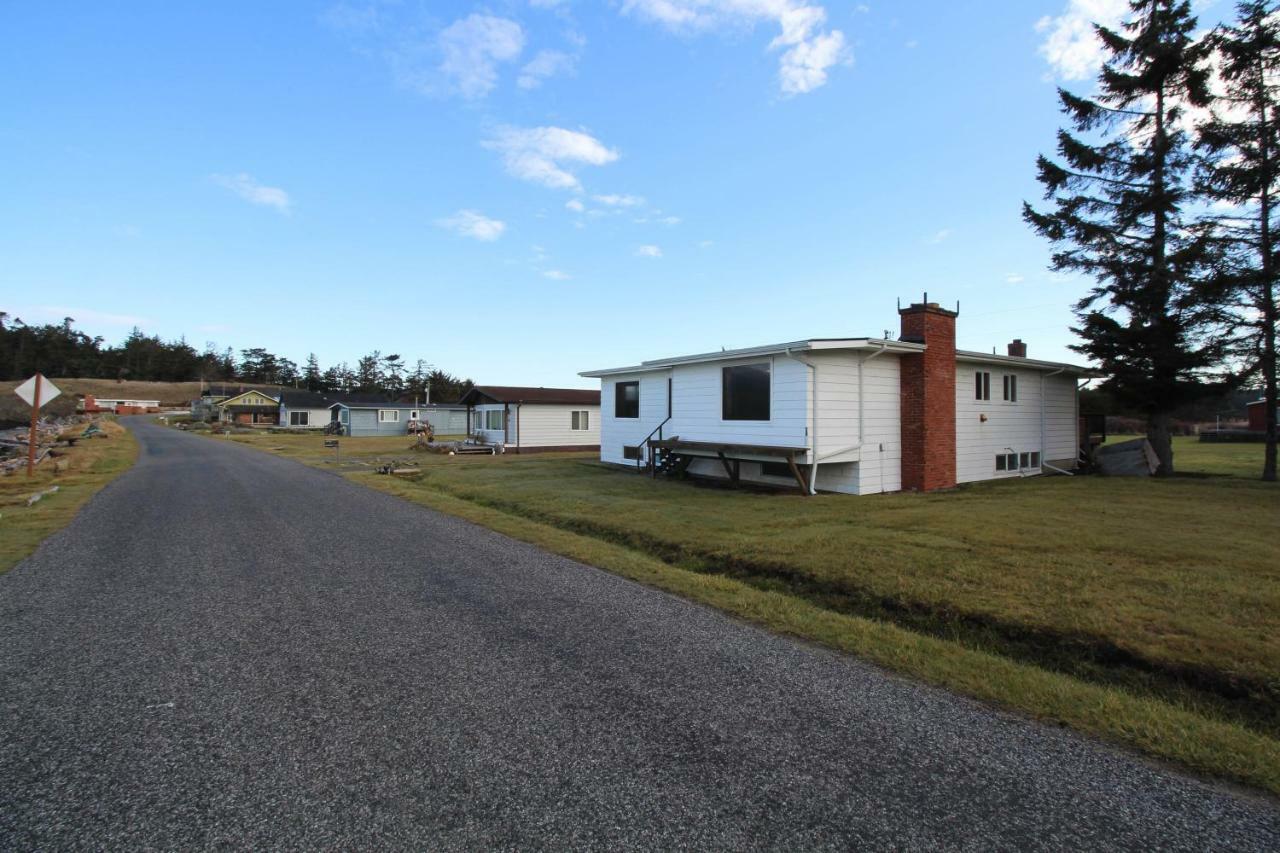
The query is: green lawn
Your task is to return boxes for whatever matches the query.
[0,418,138,573]
[214,429,1280,794]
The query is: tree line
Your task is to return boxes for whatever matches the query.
[0,313,473,403]
[1026,0,1280,481]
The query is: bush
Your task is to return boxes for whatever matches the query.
[187,421,211,432]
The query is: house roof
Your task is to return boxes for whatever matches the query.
[217,389,280,407]
[459,385,601,406]
[278,389,331,407]
[580,337,1097,378]
[580,338,925,378]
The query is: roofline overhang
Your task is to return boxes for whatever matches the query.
[580,338,926,378]
[954,349,1100,376]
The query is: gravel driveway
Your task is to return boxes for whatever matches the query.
[0,418,1276,849]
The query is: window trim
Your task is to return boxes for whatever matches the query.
[484,409,503,431]
[289,411,308,426]
[975,371,991,401]
[615,381,640,419]
[1003,374,1018,403]
[721,361,772,422]
[378,409,399,423]
[622,445,642,460]
[570,410,590,431]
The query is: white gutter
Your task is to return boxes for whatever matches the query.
[784,348,819,495]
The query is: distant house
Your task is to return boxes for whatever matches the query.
[84,395,161,414]
[1246,398,1277,432]
[581,299,1096,495]
[457,386,600,453]
[278,389,332,430]
[330,399,418,437]
[217,389,280,426]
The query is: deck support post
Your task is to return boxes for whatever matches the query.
[786,453,811,496]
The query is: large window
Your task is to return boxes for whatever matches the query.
[975,371,991,401]
[379,409,399,423]
[722,363,770,421]
[615,381,639,419]
[1003,374,1018,402]
[289,411,308,426]
[485,409,503,430]
[571,410,590,431]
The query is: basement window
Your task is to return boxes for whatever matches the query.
[995,454,1007,471]
[379,409,399,423]
[722,363,771,421]
[615,382,640,419]
[623,445,642,460]
[1030,451,1041,468]
[975,371,991,401]
[571,410,590,431]
[1003,374,1018,402]
[289,411,308,426]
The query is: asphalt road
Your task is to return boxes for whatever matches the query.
[0,418,1276,850]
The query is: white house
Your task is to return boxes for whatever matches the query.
[458,386,600,453]
[278,390,332,430]
[580,300,1095,495]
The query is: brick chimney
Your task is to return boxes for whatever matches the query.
[899,300,958,492]
[1007,339,1027,358]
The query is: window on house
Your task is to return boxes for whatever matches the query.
[722,363,771,421]
[1030,451,1041,468]
[571,410,590,431]
[1006,452,1018,470]
[1003,374,1018,402]
[975,371,991,401]
[289,411,308,426]
[1020,451,1030,468]
[615,382,639,419]
[410,411,419,420]
[339,409,349,424]
[379,409,399,423]
[485,409,503,430]
[623,445,642,460]
[995,454,1007,471]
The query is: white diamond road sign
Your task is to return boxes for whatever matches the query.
[14,374,62,409]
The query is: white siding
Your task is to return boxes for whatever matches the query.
[955,359,1078,483]
[279,405,330,429]
[597,351,905,495]
[471,403,508,446]
[514,403,600,449]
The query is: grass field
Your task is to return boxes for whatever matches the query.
[0,419,138,573]
[209,428,1280,793]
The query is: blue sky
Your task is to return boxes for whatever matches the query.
[0,1,1229,386]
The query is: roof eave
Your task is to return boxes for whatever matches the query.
[580,338,925,377]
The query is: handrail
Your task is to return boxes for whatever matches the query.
[638,416,672,473]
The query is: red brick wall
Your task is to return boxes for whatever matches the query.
[899,303,958,492]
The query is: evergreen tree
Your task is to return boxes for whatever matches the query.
[1196,0,1280,481]
[355,351,382,393]
[304,353,322,392]
[1024,0,1226,475]
[382,353,405,397]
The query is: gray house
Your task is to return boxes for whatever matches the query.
[328,398,467,437]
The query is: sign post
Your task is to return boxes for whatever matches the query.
[14,374,63,478]
[324,438,340,465]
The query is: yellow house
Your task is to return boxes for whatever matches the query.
[216,390,280,426]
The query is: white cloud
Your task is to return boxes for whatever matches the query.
[211,173,291,213]
[438,14,525,98]
[593,193,645,207]
[927,228,951,244]
[483,125,619,190]
[1035,0,1128,81]
[518,49,575,89]
[1005,273,1025,284]
[565,198,585,212]
[436,209,507,241]
[697,239,714,248]
[621,0,851,95]
[542,269,571,280]
[635,244,663,257]
[530,0,570,7]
